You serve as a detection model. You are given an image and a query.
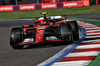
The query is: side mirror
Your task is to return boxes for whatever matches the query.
[33,20,35,26]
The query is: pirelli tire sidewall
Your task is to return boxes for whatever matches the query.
[10,27,24,49]
[69,21,79,41]
[59,23,73,43]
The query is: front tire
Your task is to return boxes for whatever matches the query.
[59,23,73,44]
[10,27,24,49]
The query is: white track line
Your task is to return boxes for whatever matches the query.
[80,24,94,25]
[86,30,100,32]
[79,22,93,24]
[76,44,100,49]
[80,25,97,27]
[86,36,100,39]
[81,23,93,25]
[52,61,91,66]
[66,51,99,57]
[87,33,100,35]
[85,27,100,29]
[80,25,94,27]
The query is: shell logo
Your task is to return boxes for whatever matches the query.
[38,30,44,32]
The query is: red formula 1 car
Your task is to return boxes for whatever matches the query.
[10,12,79,49]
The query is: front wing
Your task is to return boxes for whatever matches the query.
[18,40,69,45]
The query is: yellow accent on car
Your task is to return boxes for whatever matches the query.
[24,32,26,35]
[41,12,48,15]
[38,30,44,32]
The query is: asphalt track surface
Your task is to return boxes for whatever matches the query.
[0,13,100,66]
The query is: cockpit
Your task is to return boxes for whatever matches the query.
[33,12,64,26]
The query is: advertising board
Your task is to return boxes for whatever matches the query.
[63,1,84,8]
[19,4,36,11]
[41,3,57,9]
[0,5,14,12]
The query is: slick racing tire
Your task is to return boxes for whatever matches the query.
[59,23,73,44]
[10,27,24,49]
[69,21,79,41]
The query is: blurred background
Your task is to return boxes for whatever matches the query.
[0,0,99,5]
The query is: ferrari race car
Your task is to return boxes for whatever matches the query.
[10,12,79,49]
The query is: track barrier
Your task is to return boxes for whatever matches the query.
[0,0,90,12]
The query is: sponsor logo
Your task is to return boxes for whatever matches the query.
[38,30,44,32]
[46,37,51,40]
[42,4,56,8]
[64,3,77,7]
[46,36,58,40]
[38,26,46,29]
[19,4,35,10]
[0,5,13,12]
[29,38,34,42]
[41,3,57,9]
[63,1,84,8]
[23,38,34,42]
[20,6,34,9]
[0,7,12,10]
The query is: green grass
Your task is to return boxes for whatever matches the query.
[88,54,100,66]
[0,6,100,20]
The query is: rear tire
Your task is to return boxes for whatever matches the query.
[69,21,79,41]
[59,23,73,44]
[10,27,24,49]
